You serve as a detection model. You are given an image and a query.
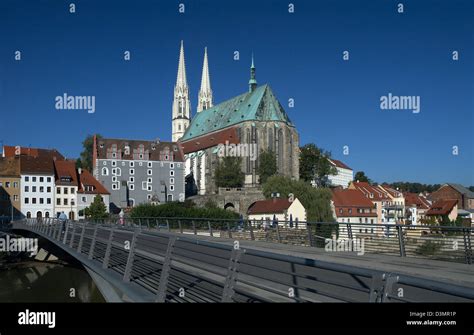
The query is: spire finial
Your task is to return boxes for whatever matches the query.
[249,53,257,92]
[197,46,213,112]
[176,40,187,87]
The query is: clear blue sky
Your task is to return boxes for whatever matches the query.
[0,0,472,185]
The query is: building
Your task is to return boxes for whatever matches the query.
[176,44,299,196]
[77,169,110,220]
[331,189,377,224]
[20,156,55,219]
[378,184,405,223]
[54,160,80,220]
[426,200,458,222]
[403,192,431,225]
[92,136,185,209]
[326,158,353,188]
[3,145,65,160]
[247,197,306,228]
[0,157,21,220]
[349,182,390,223]
[428,183,474,210]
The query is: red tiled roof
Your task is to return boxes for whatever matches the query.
[3,146,64,160]
[20,156,55,175]
[426,200,457,216]
[332,190,377,218]
[95,138,184,162]
[379,185,402,198]
[404,192,430,209]
[0,157,20,177]
[54,160,79,186]
[180,127,239,154]
[351,182,390,201]
[247,198,292,215]
[78,169,110,194]
[329,158,352,170]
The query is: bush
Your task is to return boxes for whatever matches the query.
[130,202,239,220]
[416,240,442,256]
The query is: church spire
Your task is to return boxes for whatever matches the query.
[249,53,257,92]
[172,40,191,142]
[197,47,213,113]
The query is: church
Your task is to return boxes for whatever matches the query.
[171,41,300,196]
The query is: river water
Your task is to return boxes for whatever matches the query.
[0,233,105,302]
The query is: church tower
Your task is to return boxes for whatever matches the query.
[172,40,191,142]
[197,47,213,113]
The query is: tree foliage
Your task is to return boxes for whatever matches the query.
[354,171,371,184]
[299,143,337,187]
[84,195,108,220]
[79,134,102,172]
[214,156,244,188]
[130,201,239,220]
[257,150,277,184]
[262,175,335,222]
[384,182,441,194]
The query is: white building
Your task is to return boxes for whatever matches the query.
[247,197,307,228]
[77,169,110,220]
[327,159,353,188]
[54,160,79,220]
[20,156,55,219]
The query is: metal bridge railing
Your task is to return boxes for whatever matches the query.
[11,218,474,302]
[79,217,474,264]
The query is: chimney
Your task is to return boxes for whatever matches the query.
[78,168,82,175]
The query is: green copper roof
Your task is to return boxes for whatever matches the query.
[180,84,294,141]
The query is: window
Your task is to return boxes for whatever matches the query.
[142,181,147,190]
[170,163,174,169]
[147,194,152,200]
[39,186,44,192]
[112,161,117,167]
[57,198,61,205]
[64,188,68,194]
[102,168,109,176]
[139,154,143,160]
[32,177,36,182]
[57,187,61,194]
[112,183,118,190]
[130,169,135,175]
[25,186,29,192]
[82,196,86,203]
[39,198,44,204]
[71,199,75,206]
[71,188,75,194]
[64,199,68,205]
[25,198,29,204]
[339,208,342,214]
[130,161,134,167]
[5,182,10,188]
[13,195,19,201]
[112,176,117,182]
[148,162,152,168]
[47,198,51,204]
[32,198,37,204]
[129,176,134,183]
[47,177,51,182]
[40,177,44,182]
[170,170,174,176]
[147,185,152,191]
[147,177,152,183]
[25,176,29,182]
[47,187,51,193]
[170,178,174,184]
[13,182,18,188]
[170,185,174,191]
[32,186,36,192]
[348,209,352,214]
[129,184,135,190]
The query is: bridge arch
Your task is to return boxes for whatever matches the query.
[224,202,235,211]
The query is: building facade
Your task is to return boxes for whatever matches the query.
[77,169,110,220]
[0,157,21,219]
[326,158,353,188]
[247,197,307,228]
[93,136,185,209]
[429,183,474,210]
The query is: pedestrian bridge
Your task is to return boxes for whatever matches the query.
[4,219,474,303]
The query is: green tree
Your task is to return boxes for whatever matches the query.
[354,171,371,184]
[214,156,245,188]
[257,150,277,184]
[84,195,108,220]
[299,143,336,187]
[79,134,102,172]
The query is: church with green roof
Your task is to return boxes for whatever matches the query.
[171,42,300,195]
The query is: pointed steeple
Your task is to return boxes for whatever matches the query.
[176,40,187,87]
[249,53,257,92]
[197,47,213,113]
[172,40,191,142]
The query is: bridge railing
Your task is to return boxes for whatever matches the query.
[13,218,474,302]
[66,217,474,264]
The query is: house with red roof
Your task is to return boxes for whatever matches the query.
[326,158,353,189]
[247,197,306,228]
[426,200,458,223]
[403,192,431,224]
